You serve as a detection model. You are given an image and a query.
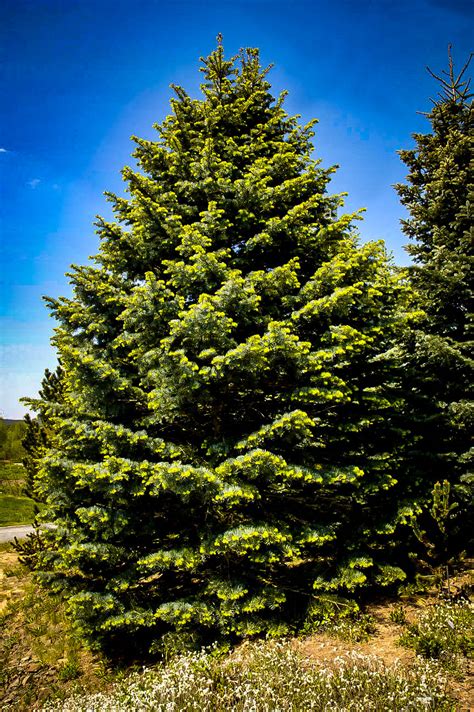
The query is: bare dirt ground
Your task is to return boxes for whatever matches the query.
[0,549,24,612]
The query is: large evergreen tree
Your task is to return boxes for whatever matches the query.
[31,43,416,653]
[395,49,473,560]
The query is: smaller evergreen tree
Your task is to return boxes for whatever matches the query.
[395,48,473,562]
[13,366,66,569]
[22,364,64,501]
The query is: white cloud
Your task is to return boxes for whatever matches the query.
[27,178,41,189]
[0,148,8,153]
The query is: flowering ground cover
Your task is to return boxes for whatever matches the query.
[41,642,453,712]
[1,551,472,710]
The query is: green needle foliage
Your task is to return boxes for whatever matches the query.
[23,364,64,502]
[28,42,417,653]
[397,48,473,339]
[395,49,474,563]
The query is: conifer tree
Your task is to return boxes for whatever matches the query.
[22,364,64,501]
[31,42,416,653]
[395,49,473,560]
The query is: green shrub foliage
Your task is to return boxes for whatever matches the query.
[30,44,417,652]
[395,50,474,561]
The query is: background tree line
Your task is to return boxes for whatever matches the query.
[0,418,26,461]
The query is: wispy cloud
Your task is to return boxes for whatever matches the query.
[27,178,41,189]
[0,147,8,153]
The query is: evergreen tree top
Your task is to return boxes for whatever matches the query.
[395,46,473,340]
[426,45,473,108]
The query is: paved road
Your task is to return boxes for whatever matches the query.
[0,525,37,543]
[0,524,55,543]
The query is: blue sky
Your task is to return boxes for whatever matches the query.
[1,0,472,418]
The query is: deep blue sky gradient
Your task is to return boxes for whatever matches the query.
[1,0,472,417]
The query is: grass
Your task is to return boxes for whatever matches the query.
[0,462,37,526]
[301,595,377,642]
[0,494,36,526]
[399,598,474,667]
[0,462,25,478]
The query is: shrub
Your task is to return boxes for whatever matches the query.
[399,598,474,664]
